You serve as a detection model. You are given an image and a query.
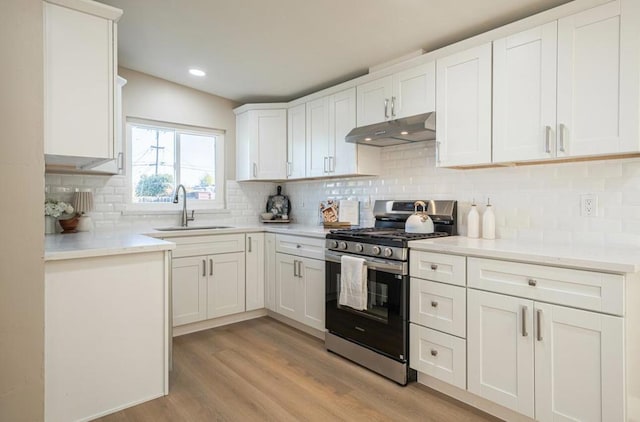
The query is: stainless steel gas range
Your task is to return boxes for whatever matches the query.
[324,200,457,385]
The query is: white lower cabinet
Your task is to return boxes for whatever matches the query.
[264,233,277,311]
[274,234,325,331]
[467,288,624,422]
[410,324,466,389]
[245,233,265,311]
[169,234,246,327]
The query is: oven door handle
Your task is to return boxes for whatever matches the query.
[324,251,406,275]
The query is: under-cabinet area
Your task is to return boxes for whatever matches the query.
[408,238,640,422]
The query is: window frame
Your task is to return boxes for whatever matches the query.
[125,118,226,212]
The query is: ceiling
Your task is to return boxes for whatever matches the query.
[97,0,571,104]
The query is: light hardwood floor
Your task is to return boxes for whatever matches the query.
[98,317,500,421]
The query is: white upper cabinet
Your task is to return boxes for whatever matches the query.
[235,107,287,181]
[556,1,633,157]
[436,43,492,167]
[493,22,558,163]
[356,62,435,126]
[44,0,121,168]
[392,62,436,119]
[356,76,393,126]
[305,96,330,177]
[328,88,357,175]
[286,103,306,179]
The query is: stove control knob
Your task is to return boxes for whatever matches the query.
[329,240,338,249]
[339,242,348,250]
[384,248,393,258]
[372,246,381,255]
[355,243,364,252]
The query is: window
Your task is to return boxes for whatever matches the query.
[127,119,225,210]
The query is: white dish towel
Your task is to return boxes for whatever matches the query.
[339,255,367,311]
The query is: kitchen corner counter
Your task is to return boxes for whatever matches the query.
[45,232,175,261]
[143,223,331,239]
[408,236,640,274]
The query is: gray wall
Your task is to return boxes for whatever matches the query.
[0,0,45,420]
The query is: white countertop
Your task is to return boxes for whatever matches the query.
[143,223,330,239]
[45,232,175,261]
[408,236,640,274]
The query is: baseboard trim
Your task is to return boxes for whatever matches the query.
[173,309,268,337]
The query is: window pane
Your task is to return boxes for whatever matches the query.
[131,126,176,203]
[179,133,216,201]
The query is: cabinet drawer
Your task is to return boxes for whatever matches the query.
[410,251,466,286]
[276,234,325,260]
[410,278,466,337]
[170,234,245,258]
[468,257,624,315]
[410,324,466,389]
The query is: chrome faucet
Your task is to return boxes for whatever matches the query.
[173,184,195,227]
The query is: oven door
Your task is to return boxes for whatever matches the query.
[325,251,408,361]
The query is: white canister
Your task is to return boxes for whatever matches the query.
[482,198,496,240]
[467,200,480,238]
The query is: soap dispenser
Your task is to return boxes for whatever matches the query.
[482,198,495,240]
[467,199,480,238]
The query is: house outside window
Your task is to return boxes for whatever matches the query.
[126,119,225,210]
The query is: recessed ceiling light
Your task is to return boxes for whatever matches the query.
[400,131,409,135]
[364,137,372,141]
[189,68,206,77]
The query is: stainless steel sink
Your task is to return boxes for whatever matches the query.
[154,225,233,231]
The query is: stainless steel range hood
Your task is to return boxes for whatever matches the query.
[345,112,436,147]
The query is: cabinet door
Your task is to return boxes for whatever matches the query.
[468,289,535,418]
[493,22,558,163]
[235,111,251,180]
[300,257,325,331]
[392,61,436,119]
[287,103,306,179]
[245,233,265,312]
[534,303,624,422]
[305,96,330,177]
[44,2,114,159]
[356,75,393,126]
[253,109,287,179]
[206,252,246,319]
[436,43,492,167]
[264,234,277,312]
[557,2,631,157]
[328,88,357,176]
[172,256,207,326]
[275,253,300,321]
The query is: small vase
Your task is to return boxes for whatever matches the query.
[45,216,57,235]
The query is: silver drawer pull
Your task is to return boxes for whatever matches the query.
[296,244,301,248]
[202,259,206,277]
[521,306,528,337]
[430,349,438,357]
[430,264,438,270]
[431,301,438,308]
[528,279,537,287]
[537,309,543,341]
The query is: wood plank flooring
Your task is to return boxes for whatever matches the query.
[98,317,500,422]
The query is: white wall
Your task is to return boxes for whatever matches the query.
[284,143,640,247]
[0,1,45,420]
[45,68,277,230]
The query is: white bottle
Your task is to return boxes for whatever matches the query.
[467,199,480,238]
[482,198,496,240]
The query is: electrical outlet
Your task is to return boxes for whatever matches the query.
[581,194,598,217]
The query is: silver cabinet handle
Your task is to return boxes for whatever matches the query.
[293,260,298,277]
[544,126,551,153]
[202,259,206,277]
[323,156,328,173]
[558,123,566,152]
[522,306,528,337]
[391,96,396,118]
[435,141,441,164]
[248,237,252,253]
[117,152,124,172]
[209,259,213,276]
[287,162,292,177]
[430,349,438,357]
[430,264,438,271]
[384,98,389,119]
[528,279,537,287]
[536,309,543,341]
[252,162,258,178]
[329,156,335,173]
[431,301,438,308]
[297,260,303,278]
